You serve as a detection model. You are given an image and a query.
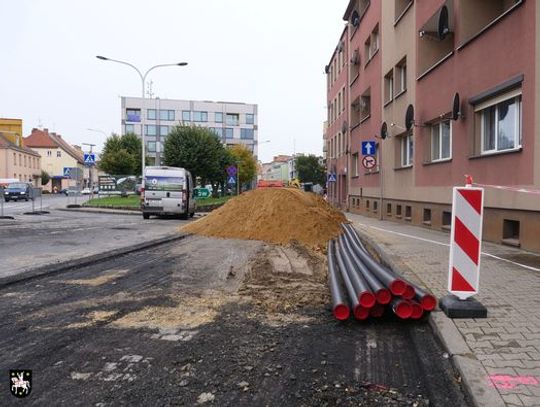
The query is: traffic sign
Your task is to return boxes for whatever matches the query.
[84,153,96,166]
[361,141,376,156]
[227,176,236,185]
[63,167,71,178]
[226,165,237,176]
[327,173,337,182]
[362,155,377,170]
[448,187,484,300]
[195,188,210,198]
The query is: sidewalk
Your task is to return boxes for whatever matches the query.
[347,213,540,407]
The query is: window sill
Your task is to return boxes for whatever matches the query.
[394,89,407,100]
[502,238,521,248]
[422,221,432,226]
[364,49,379,69]
[350,73,360,87]
[417,51,454,82]
[383,99,393,108]
[360,114,371,124]
[404,217,412,222]
[394,165,413,171]
[364,170,380,176]
[386,213,392,217]
[469,147,522,160]
[422,158,452,166]
[351,175,359,179]
[457,1,524,52]
[394,1,414,27]
[396,215,402,219]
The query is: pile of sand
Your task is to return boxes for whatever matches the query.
[182,188,346,250]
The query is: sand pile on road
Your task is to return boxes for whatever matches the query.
[182,188,346,250]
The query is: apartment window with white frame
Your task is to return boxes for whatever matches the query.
[431,120,452,161]
[384,70,394,104]
[396,58,407,94]
[400,133,413,167]
[479,94,522,154]
[352,153,359,176]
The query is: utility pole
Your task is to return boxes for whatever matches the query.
[82,142,96,191]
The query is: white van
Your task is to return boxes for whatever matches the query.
[141,166,196,219]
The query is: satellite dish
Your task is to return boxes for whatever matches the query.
[351,10,360,27]
[405,104,415,131]
[380,122,388,140]
[341,121,348,134]
[451,92,460,120]
[438,6,450,40]
[324,65,330,74]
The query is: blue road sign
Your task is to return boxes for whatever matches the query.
[228,176,237,185]
[226,165,237,176]
[84,153,96,165]
[63,167,71,177]
[327,173,337,182]
[361,141,377,156]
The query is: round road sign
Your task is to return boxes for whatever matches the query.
[362,155,377,170]
[226,166,237,176]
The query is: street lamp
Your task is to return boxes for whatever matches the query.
[96,55,188,175]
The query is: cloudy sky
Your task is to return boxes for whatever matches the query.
[1,0,346,163]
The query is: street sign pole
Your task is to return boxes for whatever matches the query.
[237,167,239,196]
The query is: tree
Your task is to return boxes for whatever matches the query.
[229,144,257,189]
[40,170,50,186]
[296,155,326,186]
[98,133,142,175]
[163,125,225,184]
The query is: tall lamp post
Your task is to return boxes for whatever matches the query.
[96,56,188,175]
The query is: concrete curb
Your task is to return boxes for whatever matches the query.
[57,207,141,216]
[351,224,506,407]
[0,233,188,289]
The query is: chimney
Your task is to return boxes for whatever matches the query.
[43,128,48,133]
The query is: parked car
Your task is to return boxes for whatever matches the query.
[60,186,79,196]
[81,187,91,195]
[92,186,99,194]
[4,182,33,202]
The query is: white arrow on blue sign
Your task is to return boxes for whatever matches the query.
[228,176,236,184]
[327,173,337,182]
[361,141,376,156]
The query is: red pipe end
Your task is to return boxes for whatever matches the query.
[389,279,407,296]
[420,294,437,311]
[354,305,370,320]
[393,301,413,319]
[411,302,424,319]
[402,284,416,300]
[376,289,392,305]
[369,303,385,318]
[359,291,376,308]
[333,304,350,320]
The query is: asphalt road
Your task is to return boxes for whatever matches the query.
[0,205,186,279]
[0,236,470,406]
[0,193,90,216]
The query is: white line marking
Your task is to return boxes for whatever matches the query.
[358,223,540,273]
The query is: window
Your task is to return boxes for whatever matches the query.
[13,153,16,165]
[159,126,169,137]
[240,128,254,139]
[215,112,223,123]
[480,95,522,154]
[225,128,234,139]
[56,151,61,158]
[24,156,27,167]
[159,110,175,121]
[193,111,208,122]
[47,151,52,157]
[210,127,223,138]
[245,114,254,125]
[405,206,412,220]
[366,200,370,209]
[352,153,359,176]
[125,124,135,134]
[387,203,392,216]
[400,132,413,167]
[442,211,452,230]
[423,208,432,225]
[126,109,141,122]
[226,113,239,126]
[365,25,379,62]
[396,58,407,94]
[360,88,371,121]
[147,141,156,153]
[431,121,452,161]
[182,111,191,122]
[147,109,157,120]
[384,70,394,104]
[145,125,157,136]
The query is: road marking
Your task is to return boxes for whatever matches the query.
[357,223,540,273]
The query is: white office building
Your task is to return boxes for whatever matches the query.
[120,96,258,164]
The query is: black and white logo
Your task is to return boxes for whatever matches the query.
[10,370,32,398]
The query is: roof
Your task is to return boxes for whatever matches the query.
[0,133,41,157]
[24,128,83,164]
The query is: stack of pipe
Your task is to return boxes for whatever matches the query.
[327,223,437,321]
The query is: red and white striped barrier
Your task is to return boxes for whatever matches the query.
[448,185,484,300]
[472,183,540,196]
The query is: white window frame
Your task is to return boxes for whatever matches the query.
[397,61,407,93]
[431,120,452,162]
[478,92,522,154]
[400,133,413,167]
[352,153,359,176]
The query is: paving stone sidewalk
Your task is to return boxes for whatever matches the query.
[347,213,540,407]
